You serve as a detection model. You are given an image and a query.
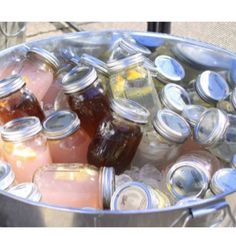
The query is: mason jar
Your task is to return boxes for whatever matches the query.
[159,83,192,114]
[60,65,110,138]
[187,70,230,108]
[7,182,41,202]
[0,160,15,190]
[33,163,115,209]
[110,181,170,211]
[43,110,91,164]
[194,108,236,163]
[217,87,236,114]
[87,98,150,174]
[133,109,191,171]
[0,75,45,125]
[19,47,60,102]
[108,53,161,119]
[1,117,52,182]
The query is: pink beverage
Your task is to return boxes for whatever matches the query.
[33,164,115,209]
[43,110,91,163]
[1,117,52,182]
[19,47,60,102]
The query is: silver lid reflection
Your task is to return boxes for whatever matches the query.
[153,109,191,143]
[160,83,191,114]
[0,161,15,190]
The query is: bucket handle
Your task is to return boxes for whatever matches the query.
[0,22,26,38]
[171,199,236,227]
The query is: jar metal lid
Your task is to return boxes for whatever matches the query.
[0,161,15,190]
[230,87,236,110]
[110,181,153,211]
[160,83,191,114]
[182,104,207,127]
[210,168,236,195]
[231,154,236,169]
[154,55,185,84]
[166,161,210,200]
[8,182,42,202]
[107,53,144,73]
[60,65,97,94]
[43,110,80,140]
[27,47,60,71]
[194,108,230,146]
[1,116,42,142]
[79,53,110,76]
[111,98,150,124]
[0,75,25,99]
[195,71,230,104]
[102,167,115,209]
[153,109,191,143]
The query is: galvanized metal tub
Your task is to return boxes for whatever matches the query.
[0,30,236,227]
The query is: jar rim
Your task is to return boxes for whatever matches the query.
[0,160,15,190]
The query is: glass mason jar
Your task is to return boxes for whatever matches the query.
[147,55,186,92]
[19,47,60,102]
[133,109,191,170]
[217,87,236,115]
[110,181,170,211]
[210,168,236,195]
[87,98,150,174]
[7,182,41,202]
[1,117,52,182]
[0,160,15,190]
[33,163,115,209]
[0,75,45,125]
[159,83,192,114]
[60,65,110,138]
[43,110,91,164]
[187,70,230,108]
[108,53,161,119]
[194,108,236,163]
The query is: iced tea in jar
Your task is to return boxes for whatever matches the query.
[87,98,150,174]
[43,110,91,163]
[60,65,110,138]
[19,47,60,102]
[0,75,45,125]
[33,163,115,209]
[1,117,52,182]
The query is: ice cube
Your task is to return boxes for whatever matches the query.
[115,174,133,188]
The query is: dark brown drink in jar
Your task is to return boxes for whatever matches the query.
[0,75,45,125]
[60,65,110,138]
[87,99,150,174]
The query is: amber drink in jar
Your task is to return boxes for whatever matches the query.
[33,163,115,209]
[60,65,110,138]
[1,117,52,182]
[87,98,150,174]
[0,75,45,125]
[43,110,91,164]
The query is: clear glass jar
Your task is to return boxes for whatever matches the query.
[0,160,15,190]
[87,98,150,174]
[19,47,60,102]
[217,87,236,114]
[159,83,192,114]
[33,163,115,209]
[187,71,230,108]
[43,110,91,164]
[60,65,110,138]
[133,109,191,170]
[0,75,45,125]
[194,108,236,163]
[1,117,52,182]
[108,53,161,119]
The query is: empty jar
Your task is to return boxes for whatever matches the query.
[0,160,15,190]
[187,71,230,108]
[194,108,236,163]
[43,110,91,164]
[87,98,150,174]
[33,163,115,209]
[0,75,45,125]
[108,53,161,119]
[1,117,52,182]
[19,47,60,102]
[60,65,110,138]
